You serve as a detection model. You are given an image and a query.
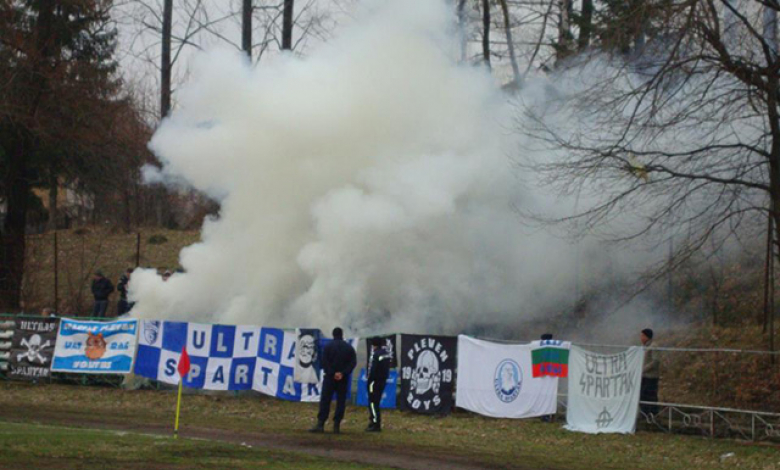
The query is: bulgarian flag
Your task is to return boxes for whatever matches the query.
[532,341,571,378]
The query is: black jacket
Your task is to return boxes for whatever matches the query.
[321,339,357,379]
[117,275,129,300]
[91,277,114,301]
[367,346,391,383]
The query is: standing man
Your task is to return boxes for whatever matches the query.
[91,271,114,318]
[310,327,356,434]
[366,337,391,432]
[640,328,660,416]
[116,268,133,315]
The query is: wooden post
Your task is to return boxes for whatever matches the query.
[135,232,141,267]
[53,231,58,313]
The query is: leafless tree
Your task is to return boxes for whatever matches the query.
[520,1,780,346]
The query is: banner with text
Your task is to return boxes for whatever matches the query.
[52,318,138,374]
[9,317,59,379]
[456,335,558,419]
[134,320,357,401]
[399,334,456,415]
[564,345,644,434]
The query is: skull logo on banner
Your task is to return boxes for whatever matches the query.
[411,350,441,395]
[18,334,50,364]
[401,335,456,415]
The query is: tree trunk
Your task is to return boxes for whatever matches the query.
[161,0,173,118]
[498,0,521,88]
[482,0,491,69]
[577,0,593,51]
[242,0,253,59]
[282,0,294,50]
[457,0,468,62]
[557,0,572,63]
[0,137,32,311]
[0,0,55,310]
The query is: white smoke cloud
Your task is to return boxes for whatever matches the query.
[129,0,649,335]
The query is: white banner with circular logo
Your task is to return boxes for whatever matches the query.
[455,335,558,419]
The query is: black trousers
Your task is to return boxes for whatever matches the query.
[368,379,387,426]
[93,300,108,318]
[640,377,659,415]
[318,376,348,424]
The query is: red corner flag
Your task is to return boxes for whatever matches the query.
[177,347,191,380]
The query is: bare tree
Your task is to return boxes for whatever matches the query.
[521,1,780,347]
[498,0,521,87]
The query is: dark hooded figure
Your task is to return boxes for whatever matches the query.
[91,271,114,318]
[365,336,391,432]
[117,268,134,315]
[309,327,356,434]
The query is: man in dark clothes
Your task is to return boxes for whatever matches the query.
[91,271,114,318]
[310,327,356,434]
[117,268,133,315]
[640,328,660,416]
[366,336,391,432]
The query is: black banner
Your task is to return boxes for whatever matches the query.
[400,334,456,414]
[10,318,59,380]
[365,334,397,369]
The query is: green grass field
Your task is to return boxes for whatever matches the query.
[0,421,388,470]
[0,381,778,469]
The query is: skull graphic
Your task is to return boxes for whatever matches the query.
[411,350,441,395]
[17,334,50,364]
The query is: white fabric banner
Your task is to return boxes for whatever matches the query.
[564,345,644,434]
[455,335,558,419]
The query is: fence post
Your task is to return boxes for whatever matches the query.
[135,232,141,267]
[53,231,58,313]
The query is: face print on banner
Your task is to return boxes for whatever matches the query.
[400,334,457,415]
[293,329,321,384]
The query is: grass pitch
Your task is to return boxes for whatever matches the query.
[0,381,778,469]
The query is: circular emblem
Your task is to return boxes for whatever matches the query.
[494,359,522,403]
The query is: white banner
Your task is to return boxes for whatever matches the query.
[455,335,558,419]
[564,345,644,434]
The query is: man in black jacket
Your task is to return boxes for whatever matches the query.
[366,337,391,432]
[310,327,356,434]
[91,271,114,318]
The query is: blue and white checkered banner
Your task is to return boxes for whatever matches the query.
[356,368,397,409]
[52,318,138,374]
[134,320,357,401]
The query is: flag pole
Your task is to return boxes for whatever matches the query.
[174,378,183,439]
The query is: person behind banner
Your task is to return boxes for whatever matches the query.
[91,271,114,318]
[310,327,356,434]
[539,333,554,423]
[640,328,660,416]
[117,268,134,315]
[365,337,391,432]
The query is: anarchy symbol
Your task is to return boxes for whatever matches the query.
[596,407,614,429]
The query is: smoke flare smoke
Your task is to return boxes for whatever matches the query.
[130,0,610,335]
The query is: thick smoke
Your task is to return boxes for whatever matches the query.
[129,0,645,335]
